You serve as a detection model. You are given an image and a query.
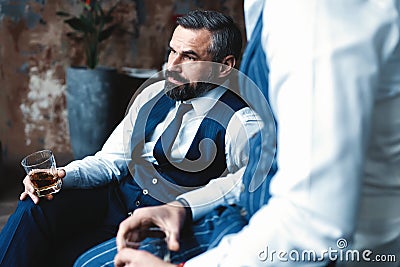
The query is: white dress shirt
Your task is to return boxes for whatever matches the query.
[185,0,400,266]
[62,80,261,199]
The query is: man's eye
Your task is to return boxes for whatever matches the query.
[183,55,195,61]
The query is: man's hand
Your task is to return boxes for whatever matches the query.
[116,201,187,252]
[114,248,177,267]
[19,169,66,204]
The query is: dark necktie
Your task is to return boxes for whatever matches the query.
[158,102,192,156]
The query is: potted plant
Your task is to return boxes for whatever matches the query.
[57,0,136,159]
[56,0,119,69]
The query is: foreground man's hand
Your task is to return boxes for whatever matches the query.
[116,201,187,252]
[19,169,66,204]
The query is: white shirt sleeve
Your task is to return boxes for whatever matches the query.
[178,167,244,220]
[225,107,263,172]
[62,82,165,189]
[185,0,400,266]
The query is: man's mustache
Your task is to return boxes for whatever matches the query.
[165,70,190,84]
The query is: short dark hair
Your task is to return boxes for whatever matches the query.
[176,10,242,63]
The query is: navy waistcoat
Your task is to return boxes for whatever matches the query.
[119,87,248,211]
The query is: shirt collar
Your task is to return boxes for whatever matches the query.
[182,81,229,116]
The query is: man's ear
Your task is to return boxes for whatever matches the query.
[218,55,236,78]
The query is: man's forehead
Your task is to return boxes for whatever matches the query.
[169,26,212,53]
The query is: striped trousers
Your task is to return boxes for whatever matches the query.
[74,205,248,266]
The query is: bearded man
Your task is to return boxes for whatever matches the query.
[0,10,262,267]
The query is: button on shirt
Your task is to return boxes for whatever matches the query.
[61,80,262,194]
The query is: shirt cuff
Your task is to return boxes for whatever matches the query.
[175,198,193,226]
[177,191,225,221]
[62,164,80,188]
[177,168,244,221]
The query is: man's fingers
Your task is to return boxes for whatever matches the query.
[116,209,157,251]
[45,194,54,201]
[116,224,147,250]
[114,249,170,267]
[21,170,61,204]
[22,176,40,204]
[57,169,66,179]
[23,176,33,190]
[27,191,39,204]
[23,176,36,195]
[114,248,136,267]
[19,191,28,200]
[165,231,180,251]
[116,219,133,250]
[116,204,183,253]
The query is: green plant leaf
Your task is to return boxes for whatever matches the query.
[58,0,122,68]
[86,40,98,69]
[95,1,103,14]
[93,3,106,26]
[99,24,117,42]
[56,11,71,17]
[79,14,96,32]
[65,17,94,33]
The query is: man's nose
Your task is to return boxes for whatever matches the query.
[167,53,182,72]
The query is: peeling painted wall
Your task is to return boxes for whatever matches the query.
[20,67,67,147]
[0,0,245,169]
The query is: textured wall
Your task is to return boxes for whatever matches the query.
[0,0,245,170]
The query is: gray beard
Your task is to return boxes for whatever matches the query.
[165,81,217,101]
